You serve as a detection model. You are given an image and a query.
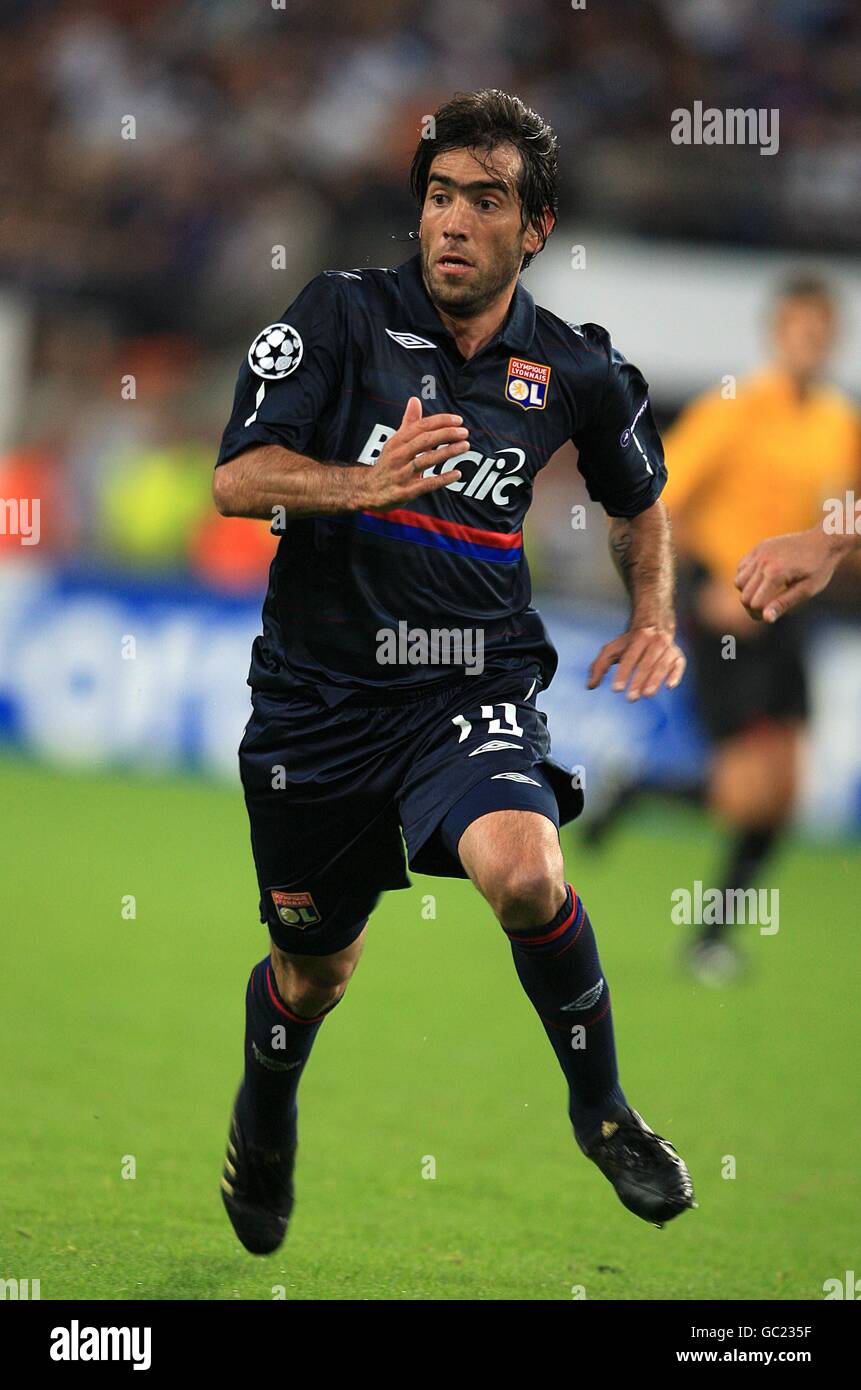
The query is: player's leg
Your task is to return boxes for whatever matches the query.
[453,800,694,1226]
[683,578,807,981]
[222,924,369,1256]
[269,932,366,1017]
[457,806,626,1140]
[694,718,800,977]
[401,672,693,1223]
[237,933,366,1155]
[709,719,800,828]
[237,930,367,1153]
[222,692,410,1255]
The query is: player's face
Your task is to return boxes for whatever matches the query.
[772,296,837,381]
[419,145,546,318]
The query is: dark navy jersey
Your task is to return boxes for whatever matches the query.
[215,252,666,700]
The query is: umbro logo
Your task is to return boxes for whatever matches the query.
[560,978,605,1011]
[469,740,524,756]
[385,329,438,350]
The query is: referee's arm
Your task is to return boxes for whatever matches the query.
[736,523,861,622]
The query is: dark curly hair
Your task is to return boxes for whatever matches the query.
[409,89,559,270]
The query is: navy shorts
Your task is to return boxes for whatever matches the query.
[238,665,584,955]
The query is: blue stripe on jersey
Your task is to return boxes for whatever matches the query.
[351,511,523,563]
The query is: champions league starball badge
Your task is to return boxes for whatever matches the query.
[248,323,304,379]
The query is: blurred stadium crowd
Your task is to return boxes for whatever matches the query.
[1,0,860,591]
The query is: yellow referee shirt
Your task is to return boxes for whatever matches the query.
[663,369,861,583]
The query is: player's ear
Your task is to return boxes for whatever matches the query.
[524,209,555,258]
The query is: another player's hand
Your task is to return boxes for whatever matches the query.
[735,527,839,622]
[359,396,468,511]
[587,626,686,701]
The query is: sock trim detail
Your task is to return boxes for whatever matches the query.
[265,964,328,1026]
[504,884,580,947]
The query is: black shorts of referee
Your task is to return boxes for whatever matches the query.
[679,561,809,744]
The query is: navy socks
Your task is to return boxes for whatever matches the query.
[235,957,337,1151]
[504,884,627,1145]
[236,891,625,1155]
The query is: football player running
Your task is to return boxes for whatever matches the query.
[213,89,694,1255]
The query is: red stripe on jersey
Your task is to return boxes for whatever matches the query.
[361,506,522,550]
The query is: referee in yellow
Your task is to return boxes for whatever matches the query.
[663,275,861,982]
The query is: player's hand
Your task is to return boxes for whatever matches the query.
[587,625,686,701]
[735,528,838,622]
[359,396,468,511]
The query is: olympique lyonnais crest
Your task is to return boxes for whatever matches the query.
[505,356,551,411]
[271,890,321,928]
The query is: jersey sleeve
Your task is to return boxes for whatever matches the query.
[215,273,346,467]
[571,330,667,517]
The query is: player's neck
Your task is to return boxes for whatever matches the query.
[786,371,816,401]
[774,361,817,401]
[435,286,516,361]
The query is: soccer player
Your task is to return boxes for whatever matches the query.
[662,276,860,982]
[213,89,694,1255]
[736,521,861,621]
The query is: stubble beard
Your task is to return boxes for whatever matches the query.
[421,241,524,321]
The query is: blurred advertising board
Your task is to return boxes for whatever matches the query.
[0,563,859,834]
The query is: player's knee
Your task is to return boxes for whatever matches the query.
[286,976,346,1016]
[711,744,796,825]
[486,857,565,932]
[271,950,358,1018]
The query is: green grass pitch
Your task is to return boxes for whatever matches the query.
[1,754,858,1301]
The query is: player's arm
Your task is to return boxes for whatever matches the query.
[587,500,686,700]
[608,501,675,630]
[214,397,466,520]
[735,523,860,622]
[571,330,685,701]
[215,277,465,519]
